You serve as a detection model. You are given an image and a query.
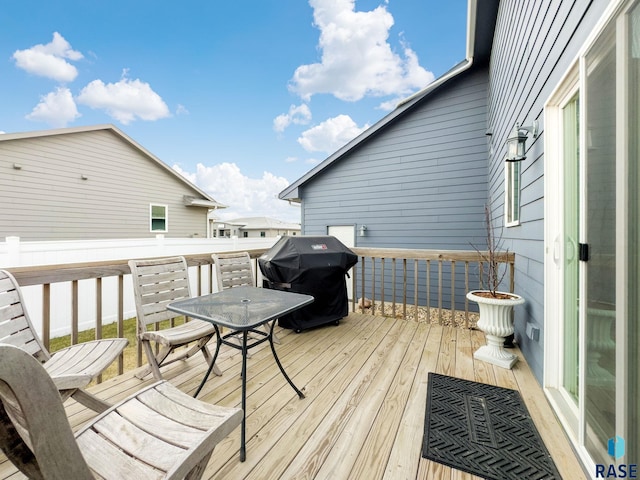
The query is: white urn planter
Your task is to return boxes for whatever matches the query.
[466,290,525,369]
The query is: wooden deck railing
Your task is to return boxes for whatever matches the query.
[5,247,514,378]
[350,248,515,328]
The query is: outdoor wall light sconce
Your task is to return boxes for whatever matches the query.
[359,225,367,237]
[505,120,539,162]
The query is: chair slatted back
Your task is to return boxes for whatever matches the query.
[0,271,49,363]
[128,257,192,333]
[212,252,255,291]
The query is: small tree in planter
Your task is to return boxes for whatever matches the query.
[467,204,525,369]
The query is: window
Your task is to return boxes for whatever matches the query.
[260,231,266,238]
[150,204,168,232]
[505,161,520,226]
[243,232,248,238]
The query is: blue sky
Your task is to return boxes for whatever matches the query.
[1,0,468,223]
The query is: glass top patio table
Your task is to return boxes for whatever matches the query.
[167,285,314,330]
[167,285,314,462]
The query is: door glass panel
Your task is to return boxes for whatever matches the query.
[626,1,640,464]
[562,95,580,403]
[584,21,616,463]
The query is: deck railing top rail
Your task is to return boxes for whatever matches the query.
[351,247,514,263]
[7,249,270,286]
[6,247,514,285]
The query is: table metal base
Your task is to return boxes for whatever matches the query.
[194,322,304,462]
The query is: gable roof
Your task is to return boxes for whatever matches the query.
[0,124,227,209]
[279,0,499,202]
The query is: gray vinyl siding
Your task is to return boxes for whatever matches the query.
[300,68,490,307]
[302,68,489,248]
[0,129,208,240]
[488,0,610,381]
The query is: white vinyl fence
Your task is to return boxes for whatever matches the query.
[1,235,278,338]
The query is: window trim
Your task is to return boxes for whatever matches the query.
[149,204,168,233]
[504,160,521,227]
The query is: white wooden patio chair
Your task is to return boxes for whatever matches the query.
[0,343,243,480]
[128,256,222,380]
[212,252,280,346]
[0,269,128,413]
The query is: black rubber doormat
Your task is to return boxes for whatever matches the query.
[422,373,561,480]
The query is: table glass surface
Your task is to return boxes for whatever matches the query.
[167,286,314,329]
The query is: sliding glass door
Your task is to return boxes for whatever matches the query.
[625,1,640,463]
[546,0,639,468]
[584,20,616,463]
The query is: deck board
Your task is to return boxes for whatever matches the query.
[0,312,585,480]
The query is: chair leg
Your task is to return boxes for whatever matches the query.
[137,341,165,380]
[199,342,222,376]
[209,361,223,377]
[184,451,213,480]
[259,321,280,344]
[183,342,207,359]
[137,338,223,380]
[69,389,111,413]
[270,321,281,345]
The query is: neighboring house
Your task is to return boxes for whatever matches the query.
[0,125,226,240]
[212,216,300,238]
[281,0,637,471]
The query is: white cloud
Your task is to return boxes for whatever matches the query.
[377,97,405,111]
[12,32,83,82]
[298,114,368,153]
[273,103,312,132]
[289,0,433,102]
[25,87,80,127]
[77,72,170,124]
[172,162,301,223]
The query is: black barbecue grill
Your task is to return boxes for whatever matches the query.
[258,236,358,332]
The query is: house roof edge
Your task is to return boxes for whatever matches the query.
[0,124,223,206]
[280,0,497,203]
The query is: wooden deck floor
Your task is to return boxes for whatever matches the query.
[0,312,585,479]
